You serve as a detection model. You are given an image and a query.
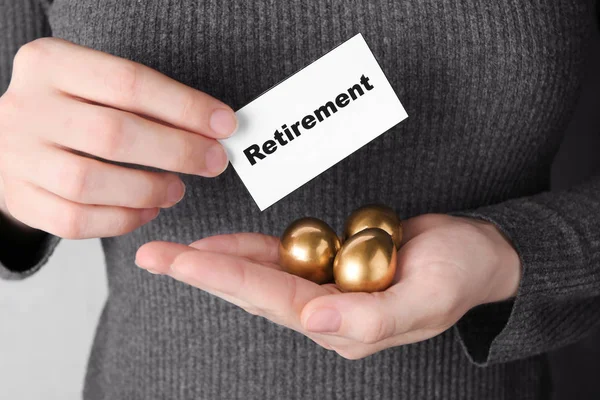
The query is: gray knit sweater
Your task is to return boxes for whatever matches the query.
[1,1,598,399]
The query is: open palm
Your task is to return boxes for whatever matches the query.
[136,214,520,359]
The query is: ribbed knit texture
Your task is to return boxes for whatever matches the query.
[0,1,597,399]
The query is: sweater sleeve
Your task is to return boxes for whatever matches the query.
[450,173,600,366]
[0,0,62,281]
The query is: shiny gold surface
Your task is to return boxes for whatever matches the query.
[279,217,341,284]
[334,228,397,293]
[343,204,403,249]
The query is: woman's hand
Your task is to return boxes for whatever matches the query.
[136,214,521,359]
[0,38,237,239]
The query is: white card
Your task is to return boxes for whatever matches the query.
[220,33,408,211]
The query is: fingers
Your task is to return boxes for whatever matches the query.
[2,179,158,239]
[14,38,237,139]
[0,143,185,208]
[189,233,281,265]
[0,37,239,241]
[398,214,446,246]
[138,234,282,271]
[135,241,262,314]
[41,99,228,176]
[135,242,193,273]
[136,242,332,330]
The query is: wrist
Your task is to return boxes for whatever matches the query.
[475,219,522,303]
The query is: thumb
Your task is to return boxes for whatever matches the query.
[300,284,420,344]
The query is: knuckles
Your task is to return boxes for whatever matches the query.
[13,38,54,73]
[359,315,390,345]
[358,293,400,345]
[176,92,211,134]
[167,134,196,174]
[57,158,92,203]
[2,183,82,240]
[133,174,161,209]
[178,92,199,128]
[10,38,60,88]
[283,273,300,312]
[0,90,22,118]
[53,205,85,239]
[0,91,24,139]
[86,109,125,159]
[104,62,142,104]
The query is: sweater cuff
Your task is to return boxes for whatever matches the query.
[0,210,62,280]
[449,193,600,366]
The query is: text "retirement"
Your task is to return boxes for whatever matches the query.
[243,74,375,166]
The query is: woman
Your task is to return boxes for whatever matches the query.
[1,1,598,399]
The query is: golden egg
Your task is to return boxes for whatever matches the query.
[343,204,402,249]
[333,228,397,292]
[279,217,341,284]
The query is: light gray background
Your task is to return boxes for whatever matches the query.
[0,239,107,399]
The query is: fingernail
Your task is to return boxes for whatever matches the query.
[141,208,159,223]
[205,144,228,175]
[135,255,163,273]
[147,269,162,275]
[305,309,341,333]
[166,180,185,205]
[209,108,238,138]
